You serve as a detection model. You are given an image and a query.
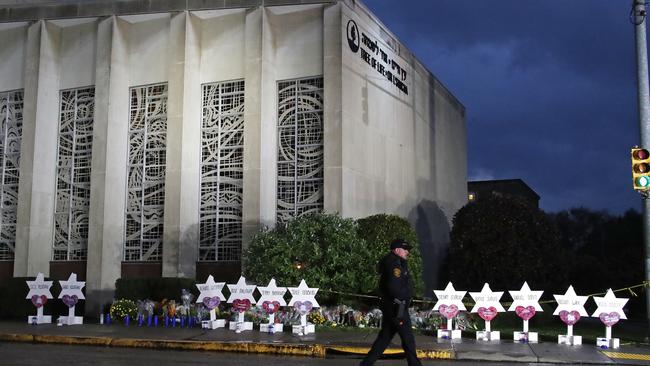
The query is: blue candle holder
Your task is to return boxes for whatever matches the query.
[171,316,176,328]
[180,317,185,327]
[138,315,143,326]
[125,315,130,326]
[164,315,169,327]
[105,313,111,325]
[154,316,158,327]
[147,315,152,327]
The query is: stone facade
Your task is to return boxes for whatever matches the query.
[0,0,466,314]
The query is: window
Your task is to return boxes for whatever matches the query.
[53,87,94,260]
[276,77,324,223]
[124,83,167,262]
[0,90,22,260]
[199,80,244,261]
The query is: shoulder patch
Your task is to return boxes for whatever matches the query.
[393,267,401,278]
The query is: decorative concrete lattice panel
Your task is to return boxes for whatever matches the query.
[199,80,245,261]
[125,83,167,262]
[53,87,95,261]
[276,77,324,224]
[0,90,22,260]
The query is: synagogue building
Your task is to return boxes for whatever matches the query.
[0,0,467,313]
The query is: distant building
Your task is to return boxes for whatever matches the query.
[467,179,539,208]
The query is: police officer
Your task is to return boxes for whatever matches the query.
[360,238,422,366]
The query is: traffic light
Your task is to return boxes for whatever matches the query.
[631,147,650,190]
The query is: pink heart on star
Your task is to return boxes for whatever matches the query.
[62,295,78,308]
[599,312,620,327]
[31,295,47,308]
[202,296,220,310]
[262,301,281,315]
[293,301,313,315]
[515,305,536,321]
[438,304,459,320]
[232,299,252,313]
[559,310,580,326]
[477,306,497,321]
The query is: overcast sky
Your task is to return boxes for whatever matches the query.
[364,0,643,214]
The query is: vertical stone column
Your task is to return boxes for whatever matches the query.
[85,16,129,314]
[241,7,263,261]
[162,11,193,278]
[259,7,278,228]
[13,21,40,277]
[15,20,61,276]
[323,3,342,214]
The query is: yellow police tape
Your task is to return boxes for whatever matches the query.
[321,281,650,307]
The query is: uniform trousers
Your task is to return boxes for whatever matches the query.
[360,301,422,366]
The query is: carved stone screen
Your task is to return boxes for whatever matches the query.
[0,90,22,260]
[53,87,94,261]
[199,80,244,261]
[276,77,324,224]
[125,83,167,262]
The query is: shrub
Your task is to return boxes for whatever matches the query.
[356,214,425,297]
[244,213,370,305]
[110,299,138,321]
[447,195,567,293]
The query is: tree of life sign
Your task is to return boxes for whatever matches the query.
[196,275,226,329]
[433,282,466,340]
[25,273,53,324]
[58,273,85,325]
[288,279,319,335]
[257,278,287,333]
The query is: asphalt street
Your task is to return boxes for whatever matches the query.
[0,342,616,366]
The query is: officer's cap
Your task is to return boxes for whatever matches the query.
[390,238,412,250]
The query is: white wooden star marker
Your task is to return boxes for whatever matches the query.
[195,275,226,303]
[257,278,287,306]
[433,282,467,311]
[553,285,589,316]
[288,279,319,308]
[58,273,85,300]
[226,276,257,304]
[469,283,505,313]
[26,273,53,300]
[508,281,543,311]
[591,289,628,319]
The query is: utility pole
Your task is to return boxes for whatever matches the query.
[631,0,650,337]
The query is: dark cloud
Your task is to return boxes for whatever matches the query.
[364,0,643,213]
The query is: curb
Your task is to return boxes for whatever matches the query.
[0,333,454,359]
[326,345,454,360]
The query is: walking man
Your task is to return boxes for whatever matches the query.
[360,238,422,366]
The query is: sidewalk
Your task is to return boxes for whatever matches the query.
[0,321,649,364]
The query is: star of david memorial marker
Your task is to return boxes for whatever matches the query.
[469,283,505,341]
[227,276,256,332]
[257,278,287,333]
[196,275,226,329]
[508,281,543,343]
[592,289,628,349]
[433,282,466,339]
[25,273,53,324]
[288,279,319,335]
[58,273,85,325]
[553,285,589,345]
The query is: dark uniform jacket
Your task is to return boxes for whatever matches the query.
[377,252,413,318]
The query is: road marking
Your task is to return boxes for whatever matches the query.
[602,351,650,361]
